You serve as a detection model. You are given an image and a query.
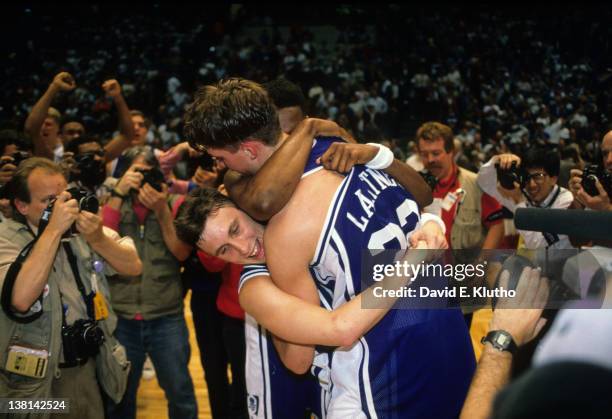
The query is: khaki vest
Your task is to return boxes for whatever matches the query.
[450,168,487,251]
[109,198,182,320]
[0,219,118,409]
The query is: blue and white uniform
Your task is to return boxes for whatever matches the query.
[240,265,321,419]
[304,139,475,418]
[238,136,344,419]
[243,136,474,418]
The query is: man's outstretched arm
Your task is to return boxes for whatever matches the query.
[25,72,75,159]
[227,118,354,221]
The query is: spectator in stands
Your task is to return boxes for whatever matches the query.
[2,5,609,155]
[129,110,151,147]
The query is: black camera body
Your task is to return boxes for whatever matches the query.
[418,170,439,191]
[135,167,164,192]
[61,319,105,366]
[495,161,526,190]
[67,187,100,214]
[73,152,106,189]
[197,152,215,171]
[38,188,99,238]
[581,164,612,197]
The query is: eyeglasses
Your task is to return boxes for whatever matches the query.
[525,172,547,184]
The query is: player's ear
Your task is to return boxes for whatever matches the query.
[240,140,260,160]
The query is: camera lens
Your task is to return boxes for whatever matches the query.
[82,322,105,346]
[79,195,99,213]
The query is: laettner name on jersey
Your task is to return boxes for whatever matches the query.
[346,168,399,232]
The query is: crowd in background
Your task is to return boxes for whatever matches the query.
[2,4,611,169]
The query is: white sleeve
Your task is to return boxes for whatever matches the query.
[477,157,518,213]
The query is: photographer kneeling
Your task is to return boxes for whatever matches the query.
[478,148,574,249]
[0,158,142,418]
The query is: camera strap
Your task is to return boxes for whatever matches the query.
[0,238,43,323]
[61,242,96,321]
[57,243,101,368]
[525,186,562,247]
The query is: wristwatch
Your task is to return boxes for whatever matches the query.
[481,330,518,355]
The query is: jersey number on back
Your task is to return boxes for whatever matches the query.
[368,200,419,249]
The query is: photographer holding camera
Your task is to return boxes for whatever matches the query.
[569,130,612,212]
[101,146,197,419]
[0,158,142,418]
[62,136,112,201]
[478,147,574,249]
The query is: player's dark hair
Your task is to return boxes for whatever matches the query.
[174,188,234,246]
[184,78,281,151]
[264,77,306,112]
[523,147,561,177]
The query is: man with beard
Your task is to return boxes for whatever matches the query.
[417,122,505,251]
[418,122,508,363]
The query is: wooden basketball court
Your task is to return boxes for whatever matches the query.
[135,291,213,419]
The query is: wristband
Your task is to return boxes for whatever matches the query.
[366,143,394,170]
[419,213,446,235]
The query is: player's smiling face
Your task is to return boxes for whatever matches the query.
[197,206,266,264]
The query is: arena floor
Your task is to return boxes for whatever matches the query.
[135,291,213,419]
